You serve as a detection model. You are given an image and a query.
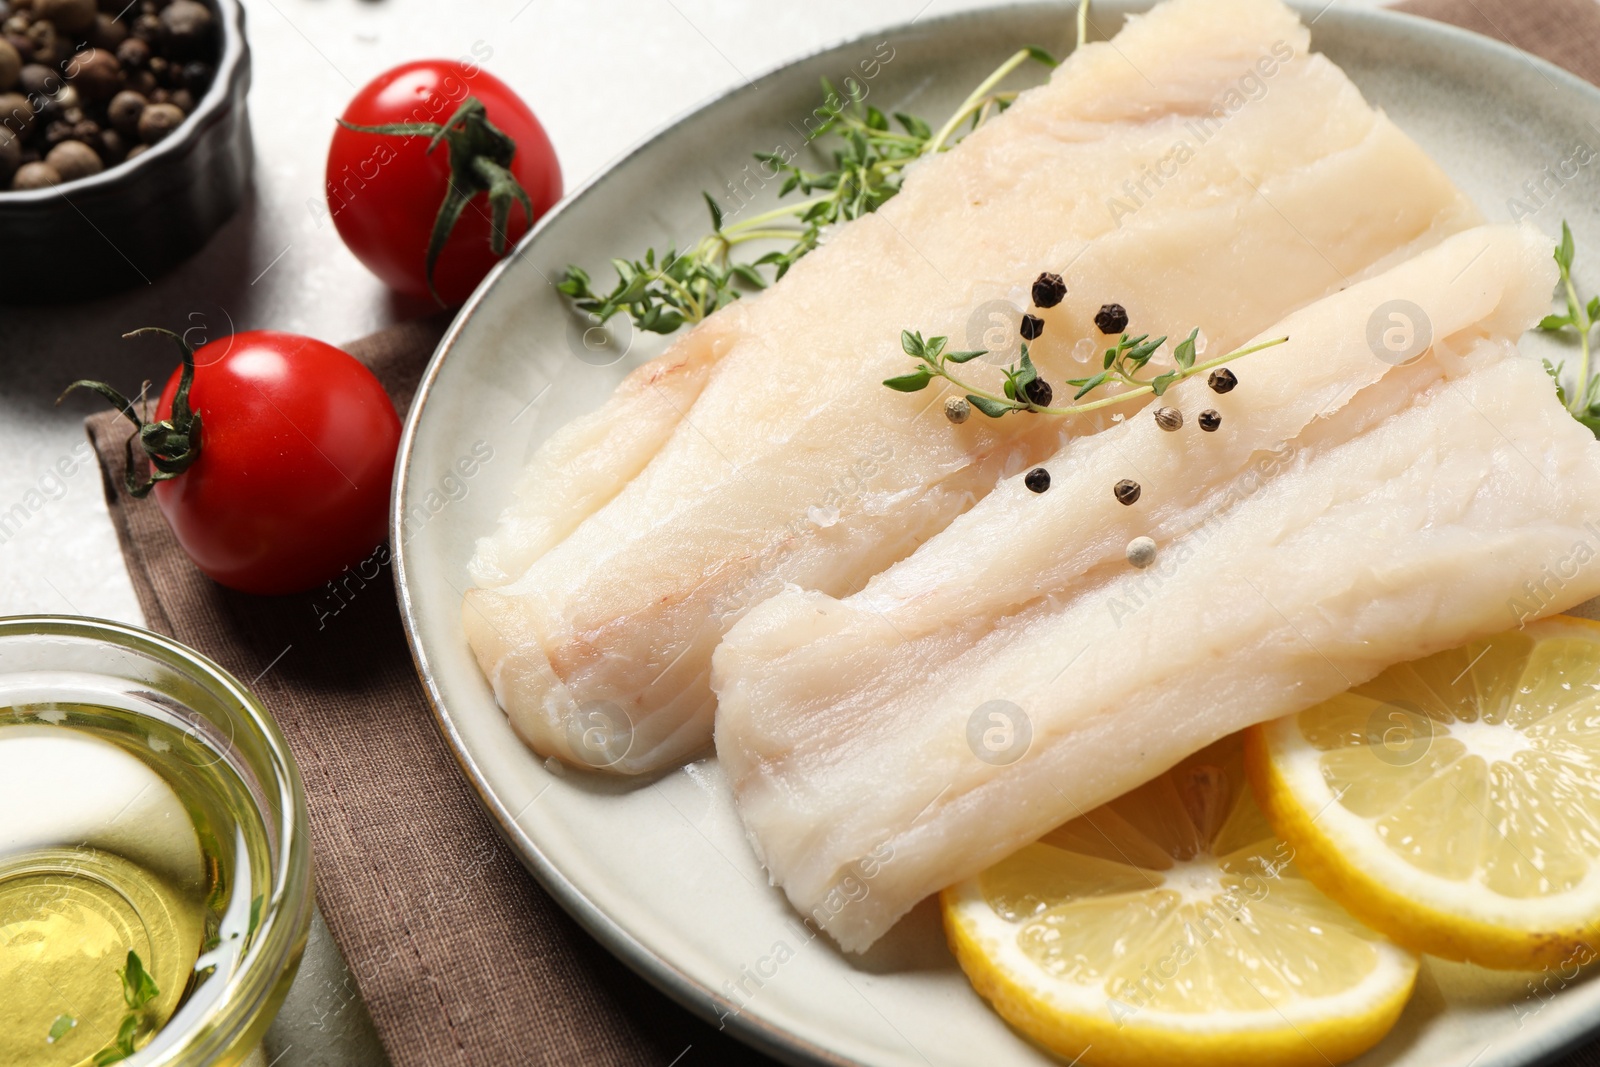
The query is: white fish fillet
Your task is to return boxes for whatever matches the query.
[465,0,1479,774]
[711,225,1600,952]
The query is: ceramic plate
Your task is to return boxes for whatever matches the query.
[393,4,1600,1063]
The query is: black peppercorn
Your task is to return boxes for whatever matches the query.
[1022,377,1053,407]
[1020,313,1044,341]
[1114,479,1141,506]
[1025,468,1051,493]
[1153,407,1182,431]
[1208,368,1238,394]
[1198,409,1221,432]
[1094,303,1129,335]
[1031,271,1066,309]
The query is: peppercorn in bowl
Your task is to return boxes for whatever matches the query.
[0,0,249,297]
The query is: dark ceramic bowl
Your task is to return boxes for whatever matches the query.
[0,0,251,299]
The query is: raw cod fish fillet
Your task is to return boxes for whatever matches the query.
[711,225,1600,952]
[464,0,1478,774]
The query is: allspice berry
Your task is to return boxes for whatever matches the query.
[106,88,143,136]
[68,47,120,101]
[160,0,213,58]
[0,126,18,183]
[12,158,60,187]
[87,12,127,50]
[1031,271,1066,309]
[36,0,96,35]
[135,99,181,143]
[115,35,149,68]
[0,36,18,91]
[0,90,34,135]
[19,62,59,99]
[45,136,98,179]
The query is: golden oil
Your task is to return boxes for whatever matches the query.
[0,703,271,1066]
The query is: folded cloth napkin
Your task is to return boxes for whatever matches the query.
[88,314,775,1066]
[84,1,1600,1064]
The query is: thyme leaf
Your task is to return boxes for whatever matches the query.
[1539,220,1600,434]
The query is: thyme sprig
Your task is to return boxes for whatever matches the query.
[558,45,1067,334]
[91,951,160,1065]
[885,329,1288,418]
[1538,221,1600,435]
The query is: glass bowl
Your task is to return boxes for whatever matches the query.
[0,615,311,1066]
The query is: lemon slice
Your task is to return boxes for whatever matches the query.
[1247,615,1600,970]
[942,740,1418,1067]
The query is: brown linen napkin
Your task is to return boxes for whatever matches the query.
[84,3,1600,1065]
[86,314,774,1067]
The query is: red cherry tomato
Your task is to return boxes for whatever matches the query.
[326,60,562,305]
[150,331,400,596]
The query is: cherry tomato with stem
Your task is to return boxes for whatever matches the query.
[62,328,400,596]
[327,60,562,305]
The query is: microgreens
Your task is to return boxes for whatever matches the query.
[1538,221,1600,435]
[558,32,1078,334]
[886,328,1287,418]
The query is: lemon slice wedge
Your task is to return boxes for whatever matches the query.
[942,739,1418,1067]
[1247,614,1600,970]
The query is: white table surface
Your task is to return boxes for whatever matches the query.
[0,1,1387,1062]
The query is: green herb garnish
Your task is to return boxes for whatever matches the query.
[1538,221,1600,435]
[47,1014,75,1043]
[557,1,1096,335]
[92,951,161,1065]
[886,329,1287,418]
[119,949,160,1011]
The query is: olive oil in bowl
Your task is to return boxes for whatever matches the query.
[0,705,269,1065]
[0,618,312,1067]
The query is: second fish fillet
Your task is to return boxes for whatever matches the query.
[712,225,1600,951]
